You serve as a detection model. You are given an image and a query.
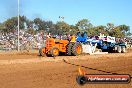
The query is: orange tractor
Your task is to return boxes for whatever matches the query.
[39,38,82,57]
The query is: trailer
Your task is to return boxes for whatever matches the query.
[98,35,126,53]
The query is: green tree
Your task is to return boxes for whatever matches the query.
[34,18,45,30]
[118,25,129,32]
[4,17,18,32]
[55,21,70,35]
[69,25,78,35]
[87,25,108,36]
[76,19,93,31]
[45,21,55,33]
[0,23,5,30]
[3,16,27,33]
[19,16,27,29]
[109,24,130,37]
[107,23,114,30]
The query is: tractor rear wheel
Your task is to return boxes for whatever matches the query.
[50,47,59,56]
[39,47,46,57]
[67,43,74,55]
[72,43,82,56]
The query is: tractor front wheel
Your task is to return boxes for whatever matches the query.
[39,47,46,57]
[50,47,59,56]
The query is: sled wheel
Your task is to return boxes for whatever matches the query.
[117,46,121,53]
[122,46,126,53]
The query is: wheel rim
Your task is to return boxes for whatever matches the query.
[41,48,45,53]
[40,48,46,56]
[76,45,82,54]
[53,49,59,55]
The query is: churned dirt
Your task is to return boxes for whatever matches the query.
[0,49,132,88]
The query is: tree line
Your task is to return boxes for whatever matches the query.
[0,16,131,38]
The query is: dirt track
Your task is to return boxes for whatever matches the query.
[0,50,132,88]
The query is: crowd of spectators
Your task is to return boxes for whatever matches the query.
[0,30,46,51]
[0,30,72,51]
[0,30,132,51]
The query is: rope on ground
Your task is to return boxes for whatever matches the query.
[63,59,132,78]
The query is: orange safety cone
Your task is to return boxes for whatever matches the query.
[78,67,86,76]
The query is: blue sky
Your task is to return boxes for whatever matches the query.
[0,0,132,32]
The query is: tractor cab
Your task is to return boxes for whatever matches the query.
[76,32,88,43]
